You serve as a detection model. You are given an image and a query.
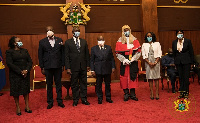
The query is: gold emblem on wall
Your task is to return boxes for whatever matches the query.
[60,2,91,26]
[174,0,189,3]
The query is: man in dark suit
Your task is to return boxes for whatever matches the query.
[161,48,178,93]
[65,26,90,106]
[38,26,65,109]
[90,36,115,104]
[172,30,194,99]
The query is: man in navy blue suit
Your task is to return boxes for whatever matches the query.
[38,26,65,109]
[90,36,115,104]
[162,48,178,93]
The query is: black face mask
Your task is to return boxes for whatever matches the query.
[168,53,173,57]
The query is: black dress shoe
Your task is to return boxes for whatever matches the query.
[17,112,21,116]
[184,93,189,99]
[172,90,176,93]
[130,96,138,101]
[106,99,113,103]
[124,94,129,101]
[58,103,65,108]
[47,104,53,109]
[73,102,78,107]
[25,109,32,113]
[82,100,90,105]
[98,100,102,104]
[178,93,184,99]
[0,93,3,96]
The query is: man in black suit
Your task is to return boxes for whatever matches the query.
[38,26,65,109]
[90,36,115,104]
[172,30,194,99]
[161,48,178,93]
[65,26,90,106]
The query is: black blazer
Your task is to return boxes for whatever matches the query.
[38,37,64,69]
[172,38,194,65]
[90,45,115,75]
[65,38,90,72]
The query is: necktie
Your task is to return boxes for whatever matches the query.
[76,38,80,52]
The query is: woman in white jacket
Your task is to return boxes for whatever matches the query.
[142,32,162,100]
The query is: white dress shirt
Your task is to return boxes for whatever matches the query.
[99,45,104,50]
[73,36,81,47]
[126,37,134,49]
[48,37,55,47]
[142,42,162,59]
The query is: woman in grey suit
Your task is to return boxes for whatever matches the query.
[142,32,162,100]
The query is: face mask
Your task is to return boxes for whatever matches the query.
[98,41,105,46]
[47,31,54,38]
[16,42,23,47]
[147,37,152,42]
[74,32,80,37]
[124,31,130,37]
[177,34,183,39]
[168,53,173,57]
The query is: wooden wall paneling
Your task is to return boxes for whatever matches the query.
[159,31,176,54]
[158,31,200,55]
[184,31,200,55]
[1,31,200,89]
[140,0,159,41]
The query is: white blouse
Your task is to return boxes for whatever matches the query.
[177,38,184,52]
[141,42,162,59]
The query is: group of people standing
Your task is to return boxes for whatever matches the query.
[5,25,194,116]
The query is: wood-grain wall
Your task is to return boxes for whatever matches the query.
[1,31,200,89]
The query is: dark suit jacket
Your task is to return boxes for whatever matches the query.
[90,45,115,75]
[172,38,194,65]
[65,38,90,72]
[38,37,64,69]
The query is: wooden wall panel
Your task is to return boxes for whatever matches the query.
[1,31,200,90]
[159,31,200,55]
[140,0,159,41]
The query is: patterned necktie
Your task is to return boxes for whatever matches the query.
[76,38,80,52]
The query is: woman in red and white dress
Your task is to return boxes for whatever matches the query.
[115,25,141,101]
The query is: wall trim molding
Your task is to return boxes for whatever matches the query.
[0,3,141,6]
[157,6,200,9]
[1,4,200,8]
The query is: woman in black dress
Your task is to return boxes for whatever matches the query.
[6,36,32,116]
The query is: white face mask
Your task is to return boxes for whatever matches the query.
[47,31,54,38]
[74,32,80,37]
[98,41,105,46]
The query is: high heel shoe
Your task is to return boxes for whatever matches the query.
[25,109,32,113]
[150,97,154,100]
[16,112,21,116]
[156,94,159,100]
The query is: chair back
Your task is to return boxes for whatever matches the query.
[195,55,200,65]
[33,65,45,78]
[138,60,142,71]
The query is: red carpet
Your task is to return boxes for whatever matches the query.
[0,79,200,123]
